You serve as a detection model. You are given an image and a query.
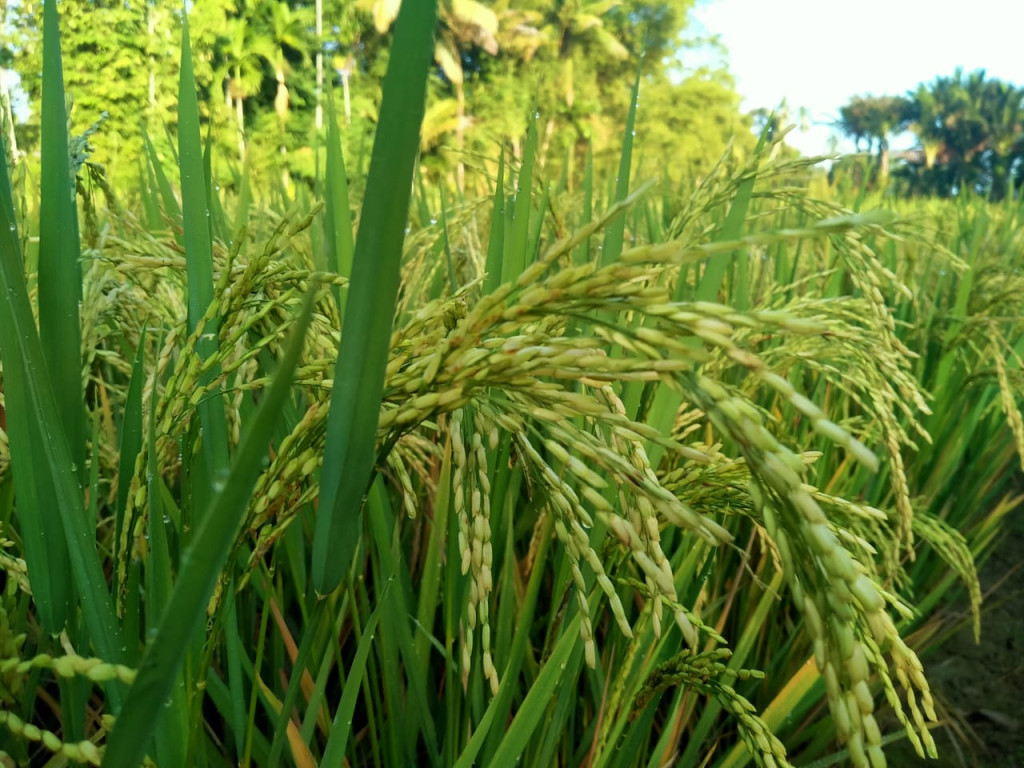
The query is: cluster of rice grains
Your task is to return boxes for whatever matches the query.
[0,604,136,767]
[84,181,945,765]
[378,201,938,765]
[696,373,936,767]
[104,204,343,606]
[634,648,787,767]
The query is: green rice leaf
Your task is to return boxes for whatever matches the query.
[473,615,582,766]
[483,147,505,294]
[312,0,437,596]
[600,62,641,268]
[143,130,181,224]
[503,112,537,284]
[114,332,147,574]
[177,8,229,491]
[319,590,387,766]
[38,0,85,477]
[0,124,124,684]
[145,360,189,768]
[324,86,354,314]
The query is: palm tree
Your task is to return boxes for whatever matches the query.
[498,0,628,111]
[836,95,913,186]
[371,0,499,186]
[260,0,311,188]
[215,9,276,161]
[262,0,310,132]
[973,79,1023,200]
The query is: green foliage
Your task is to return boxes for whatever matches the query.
[835,69,1024,199]
[1,4,1023,768]
[838,95,915,153]
[5,0,749,191]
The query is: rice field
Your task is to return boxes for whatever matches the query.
[0,3,1023,767]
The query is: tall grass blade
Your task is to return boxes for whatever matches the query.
[575,143,594,265]
[455,512,554,767]
[600,63,641,268]
[320,592,387,766]
[114,333,147,585]
[503,112,537,284]
[0,130,69,634]
[38,0,85,474]
[643,133,764,457]
[0,140,124,681]
[323,86,354,312]
[365,478,440,762]
[312,0,437,595]
[486,615,582,765]
[483,147,505,293]
[144,362,189,768]
[143,130,181,223]
[25,0,83,633]
[177,7,229,489]
[102,290,317,768]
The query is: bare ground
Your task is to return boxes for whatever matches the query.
[886,509,1024,767]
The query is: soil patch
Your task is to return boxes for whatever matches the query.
[887,509,1024,767]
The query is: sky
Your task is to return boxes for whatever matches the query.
[689,0,1024,157]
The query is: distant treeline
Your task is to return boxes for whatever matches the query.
[834,69,1024,200]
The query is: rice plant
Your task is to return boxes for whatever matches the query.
[0,4,1021,768]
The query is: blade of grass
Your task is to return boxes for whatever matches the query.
[439,185,457,294]
[242,576,275,768]
[253,675,318,768]
[482,147,505,294]
[312,0,437,595]
[114,330,147,579]
[267,597,335,766]
[574,143,594,266]
[0,111,124,682]
[38,0,86,477]
[365,477,441,763]
[600,62,641,269]
[25,0,83,634]
[454,511,555,768]
[319,587,388,767]
[323,85,354,313]
[483,613,583,765]
[502,112,537,284]
[225,589,248,762]
[642,132,767,461]
[143,130,181,224]
[145,366,189,768]
[101,289,317,768]
[177,7,229,493]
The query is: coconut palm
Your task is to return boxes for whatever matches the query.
[836,95,913,184]
[260,0,311,131]
[497,0,628,110]
[370,0,499,186]
[215,9,277,160]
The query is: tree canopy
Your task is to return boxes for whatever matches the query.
[835,70,1024,199]
[2,0,756,192]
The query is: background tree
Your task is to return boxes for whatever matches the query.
[836,94,914,186]
[4,0,757,192]
[8,0,151,165]
[835,71,1023,200]
[214,7,278,161]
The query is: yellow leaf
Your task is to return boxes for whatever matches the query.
[255,675,318,768]
[373,0,402,32]
[434,39,464,84]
